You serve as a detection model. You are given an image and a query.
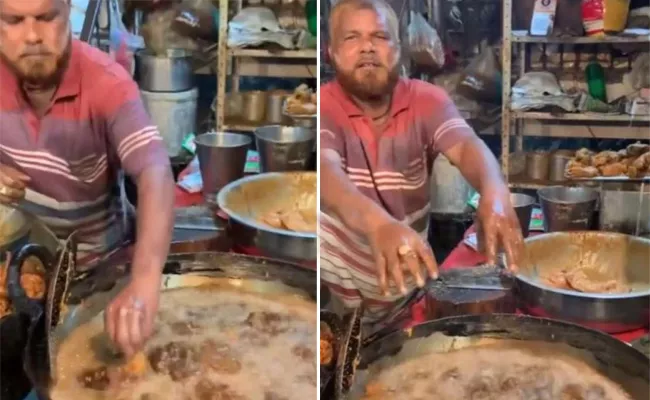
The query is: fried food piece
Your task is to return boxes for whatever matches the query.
[170,321,201,336]
[592,151,620,167]
[565,268,627,294]
[21,273,45,299]
[0,296,9,318]
[285,84,317,115]
[574,148,593,165]
[320,338,333,365]
[632,152,650,171]
[245,311,291,335]
[122,352,149,377]
[194,378,246,400]
[199,339,242,374]
[626,142,650,157]
[565,160,599,178]
[543,269,572,290]
[78,367,111,391]
[599,162,627,177]
[291,345,315,362]
[148,342,200,381]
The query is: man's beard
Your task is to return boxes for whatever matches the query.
[1,42,70,88]
[334,62,399,102]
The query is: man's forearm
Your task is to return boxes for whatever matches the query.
[321,151,391,235]
[449,137,508,195]
[131,165,175,279]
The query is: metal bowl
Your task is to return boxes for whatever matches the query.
[516,231,650,333]
[217,172,316,263]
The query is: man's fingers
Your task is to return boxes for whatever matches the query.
[128,308,144,355]
[502,222,524,272]
[415,240,438,279]
[403,252,424,288]
[116,307,134,357]
[386,251,406,295]
[374,254,389,296]
[0,168,30,187]
[105,303,117,348]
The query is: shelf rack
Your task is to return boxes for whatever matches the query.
[215,0,317,133]
[500,0,650,189]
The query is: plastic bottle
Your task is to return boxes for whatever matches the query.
[585,60,607,103]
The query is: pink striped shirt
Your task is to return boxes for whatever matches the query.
[320,78,475,321]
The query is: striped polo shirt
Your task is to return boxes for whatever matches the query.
[0,39,169,264]
[320,78,475,321]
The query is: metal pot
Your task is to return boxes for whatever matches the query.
[217,172,316,263]
[242,91,268,123]
[336,314,649,400]
[549,150,574,181]
[21,251,316,399]
[538,186,599,231]
[516,231,650,333]
[526,151,550,181]
[254,125,316,172]
[135,49,193,92]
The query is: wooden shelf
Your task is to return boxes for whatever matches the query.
[511,31,650,44]
[512,111,650,123]
[229,48,317,59]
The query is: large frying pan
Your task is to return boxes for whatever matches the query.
[20,251,316,399]
[335,314,650,400]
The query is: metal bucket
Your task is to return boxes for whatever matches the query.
[134,49,193,92]
[511,192,535,237]
[195,132,252,203]
[538,186,599,232]
[254,125,316,172]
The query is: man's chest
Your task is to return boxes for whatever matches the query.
[0,101,112,183]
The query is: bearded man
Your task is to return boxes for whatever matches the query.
[320,0,525,324]
[0,0,174,356]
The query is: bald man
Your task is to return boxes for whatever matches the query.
[0,0,174,356]
[320,0,524,324]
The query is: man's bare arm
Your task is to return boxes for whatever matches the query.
[443,136,508,195]
[131,165,175,279]
[320,149,393,235]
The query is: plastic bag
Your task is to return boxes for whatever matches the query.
[456,46,502,104]
[407,11,445,69]
[108,0,144,75]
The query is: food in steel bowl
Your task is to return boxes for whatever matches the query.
[259,192,316,233]
[361,341,633,399]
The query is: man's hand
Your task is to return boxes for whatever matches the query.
[105,271,161,358]
[0,165,30,204]
[476,188,525,272]
[367,218,438,296]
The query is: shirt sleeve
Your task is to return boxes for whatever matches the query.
[99,76,170,178]
[417,83,476,154]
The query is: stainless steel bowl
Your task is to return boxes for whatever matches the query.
[516,231,650,333]
[254,125,316,172]
[216,172,316,263]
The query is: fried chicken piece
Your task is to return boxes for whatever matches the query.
[565,160,599,179]
[21,273,45,299]
[632,152,650,171]
[592,151,620,167]
[574,148,594,165]
[77,353,149,392]
[599,162,627,177]
[148,342,200,381]
[544,270,571,290]
[280,210,314,233]
[199,339,242,374]
[0,296,11,318]
[320,338,333,365]
[626,142,650,157]
[565,268,627,294]
[245,311,291,335]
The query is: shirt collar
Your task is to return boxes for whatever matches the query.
[332,77,410,118]
[54,39,82,100]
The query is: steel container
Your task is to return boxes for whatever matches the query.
[135,49,193,92]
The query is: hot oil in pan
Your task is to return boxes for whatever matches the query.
[352,337,642,400]
[50,282,317,400]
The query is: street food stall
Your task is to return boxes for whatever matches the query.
[319,0,650,399]
[0,0,317,399]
